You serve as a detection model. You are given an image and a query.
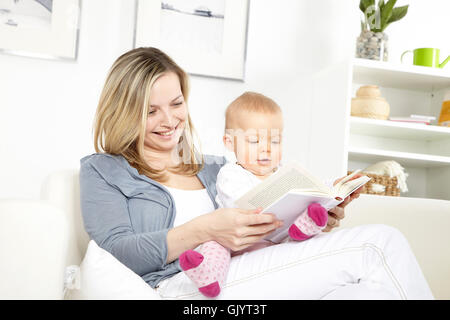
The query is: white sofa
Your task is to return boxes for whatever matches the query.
[1,169,449,299]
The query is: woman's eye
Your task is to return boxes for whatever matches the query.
[148,110,156,115]
[173,101,183,106]
[248,139,258,144]
[271,140,280,144]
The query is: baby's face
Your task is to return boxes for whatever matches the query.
[226,112,283,179]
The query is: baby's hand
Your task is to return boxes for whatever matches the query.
[324,174,365,232]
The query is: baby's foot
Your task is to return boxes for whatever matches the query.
[179,250,221,297]
[288,203,328,241]
[179,241,230,298]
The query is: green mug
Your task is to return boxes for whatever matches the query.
[401,48,450,68]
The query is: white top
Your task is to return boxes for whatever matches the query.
[165,186,215,227]
[215,162,264,208]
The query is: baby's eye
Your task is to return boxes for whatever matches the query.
[271,135,281,144]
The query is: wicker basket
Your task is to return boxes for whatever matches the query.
[348,171,400,196]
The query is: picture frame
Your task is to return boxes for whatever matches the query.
[0,0,81,61]
[134,0,249,81]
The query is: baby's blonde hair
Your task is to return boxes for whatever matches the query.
[225,91,282,130]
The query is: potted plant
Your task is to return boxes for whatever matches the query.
[356,0,409,61]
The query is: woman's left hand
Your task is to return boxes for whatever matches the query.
[323,174,364,232]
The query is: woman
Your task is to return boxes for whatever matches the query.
[80,47,433,299]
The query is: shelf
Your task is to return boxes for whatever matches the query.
[352,58,450,91]
[311,57,450,201]
[349,116,450,141]
[348,147,450,168]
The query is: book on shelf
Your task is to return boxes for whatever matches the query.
[389,115,434,124]
[410,114,436,121]
[235,163,371,243]
[438,92,450,127]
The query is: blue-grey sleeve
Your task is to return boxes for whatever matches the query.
[79,162,170,276]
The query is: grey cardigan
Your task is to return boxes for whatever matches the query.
[79,153,225,288]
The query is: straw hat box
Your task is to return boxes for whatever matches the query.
[351,85,390,120]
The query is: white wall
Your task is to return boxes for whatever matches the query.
[1,0,450,200]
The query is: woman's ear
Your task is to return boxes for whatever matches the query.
[223,133,234,152]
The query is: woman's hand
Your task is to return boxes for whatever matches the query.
[323,173,364,232]
[166,207,282,263]
[202,207,283,252]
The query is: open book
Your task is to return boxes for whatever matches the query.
[235,163,371,243]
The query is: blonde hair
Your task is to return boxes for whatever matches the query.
[225,91,282,130]
[93,47,203,182]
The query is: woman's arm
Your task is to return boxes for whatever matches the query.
[80,162,173,276]
[81,159,282,267]
[165,207,283,263]
[165,163,283,262]
[165,215,211,263]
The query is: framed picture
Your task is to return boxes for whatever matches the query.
[0,0,81,60]
[134,0,249,81]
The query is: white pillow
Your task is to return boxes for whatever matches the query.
[65,240,161,300]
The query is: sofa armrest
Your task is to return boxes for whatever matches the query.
[0,199,69,299]
[341,194,450,300]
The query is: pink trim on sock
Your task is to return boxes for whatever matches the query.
[307,203,328,227]
[288,224,311,241]
[199,281,221,298]
[179,250,204,271]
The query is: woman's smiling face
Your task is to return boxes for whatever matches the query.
[144,72,187,154]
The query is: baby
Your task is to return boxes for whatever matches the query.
[179,92,328,297]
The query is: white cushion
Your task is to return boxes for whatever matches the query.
[65,240,161,300]
[41,169,89,267]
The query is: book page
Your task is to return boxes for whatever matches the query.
[235,163,331,210]
[331,169,361,191]
[324,198,342,210]
[334,175,371,199]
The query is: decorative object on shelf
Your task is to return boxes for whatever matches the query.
[364,160,408,192]
[356,30,389,61]
[438,90,450,127]
[348,160,408,196]
[348,171,400,196]
[356,0,409,61]
[0,0,81,60]
[401,48,450,69]
[351,85,390,120]
[134,0,249,81]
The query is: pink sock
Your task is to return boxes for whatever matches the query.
[179,241,230,298]
[288,203,328,241]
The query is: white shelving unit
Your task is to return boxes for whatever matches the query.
[352,58,450,91]
[348,146,450,168]
[349,116,450,140]
[310,58,450,201]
